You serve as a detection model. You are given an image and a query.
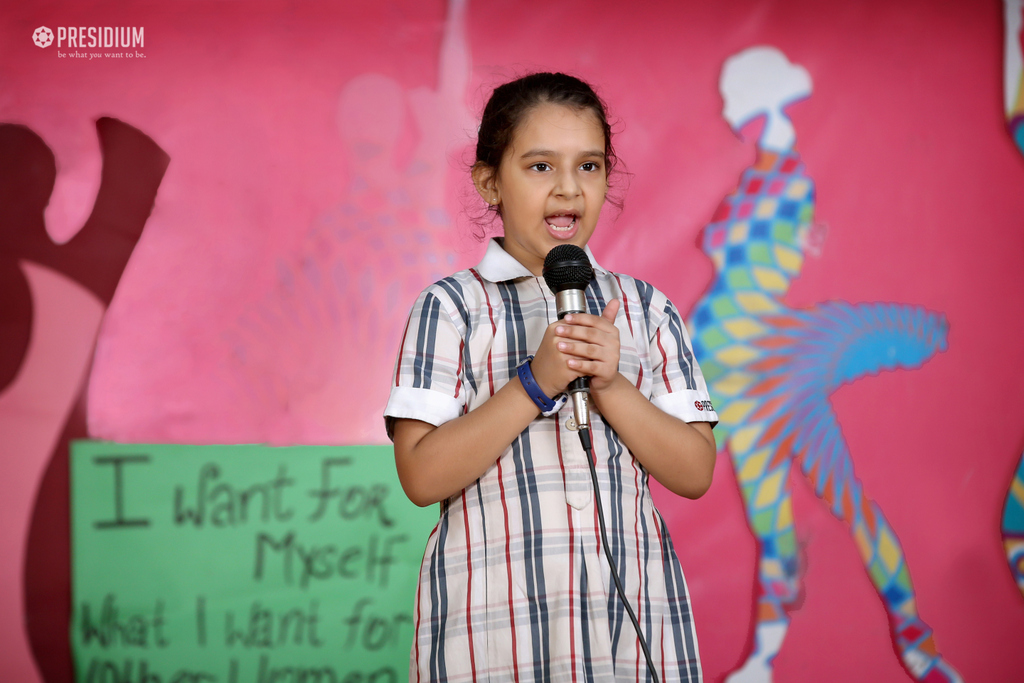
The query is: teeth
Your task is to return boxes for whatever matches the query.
[546,217,576,231]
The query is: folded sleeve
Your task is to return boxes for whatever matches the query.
[648,295,719,426]
[384,286,468,440]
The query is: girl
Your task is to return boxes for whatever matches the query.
[385,72,718,682]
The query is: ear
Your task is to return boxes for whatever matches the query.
[472,162,499,206]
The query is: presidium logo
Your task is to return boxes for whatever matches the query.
[32,25,146,59]
[33,27,53,48]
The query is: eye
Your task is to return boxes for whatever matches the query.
[580,161,601,172]
[530,162,552,172]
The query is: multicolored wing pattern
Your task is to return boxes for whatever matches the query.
[690,150,960,682]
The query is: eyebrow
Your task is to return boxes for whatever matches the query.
[519,149,606,160]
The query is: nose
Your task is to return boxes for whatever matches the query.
[553,167,581,198]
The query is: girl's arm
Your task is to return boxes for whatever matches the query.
[392,378,538,507]
[552,301,717,499]
[393,317,569,507]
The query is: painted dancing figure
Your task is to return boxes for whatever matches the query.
[689,47,962,683]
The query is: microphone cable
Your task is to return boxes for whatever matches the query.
[578,425,660,683]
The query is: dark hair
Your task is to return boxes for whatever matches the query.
[475,72,617,175]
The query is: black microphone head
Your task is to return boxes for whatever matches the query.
[543,244,594,293]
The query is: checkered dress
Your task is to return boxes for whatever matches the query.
[385,240,718,682]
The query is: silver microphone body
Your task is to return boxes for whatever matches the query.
[555,282,590,430]
[555,289,587,318]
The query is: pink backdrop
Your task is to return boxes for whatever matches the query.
[3,0,1024,680]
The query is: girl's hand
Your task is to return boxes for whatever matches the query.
[530,299,621,398]
[558,299,621,392]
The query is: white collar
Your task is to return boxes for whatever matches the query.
[474,238,608,283]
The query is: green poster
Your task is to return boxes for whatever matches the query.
[70,442,437,683]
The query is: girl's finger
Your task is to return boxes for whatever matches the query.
[562,300,619,327]
[562,312,611,329]
[558,341,605,359]
[556,323,617,343]
[601,298,620,322]
[566,358,614,378]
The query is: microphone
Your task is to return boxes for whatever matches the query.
[543,245,595,432]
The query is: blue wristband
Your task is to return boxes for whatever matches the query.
[517,356,567,417]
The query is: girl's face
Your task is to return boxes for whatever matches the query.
[479,103,608,276]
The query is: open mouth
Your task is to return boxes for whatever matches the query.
[546,213,578,233]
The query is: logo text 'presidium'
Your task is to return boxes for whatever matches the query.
[57,26,144,49]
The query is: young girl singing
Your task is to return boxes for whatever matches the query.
[384,72,718,682]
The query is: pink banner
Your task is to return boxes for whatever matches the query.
[2,0,1023,680]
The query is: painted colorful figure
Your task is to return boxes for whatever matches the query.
[1003,459,1024,597]
[687,47,961,683]
[1000,0,1024,600]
